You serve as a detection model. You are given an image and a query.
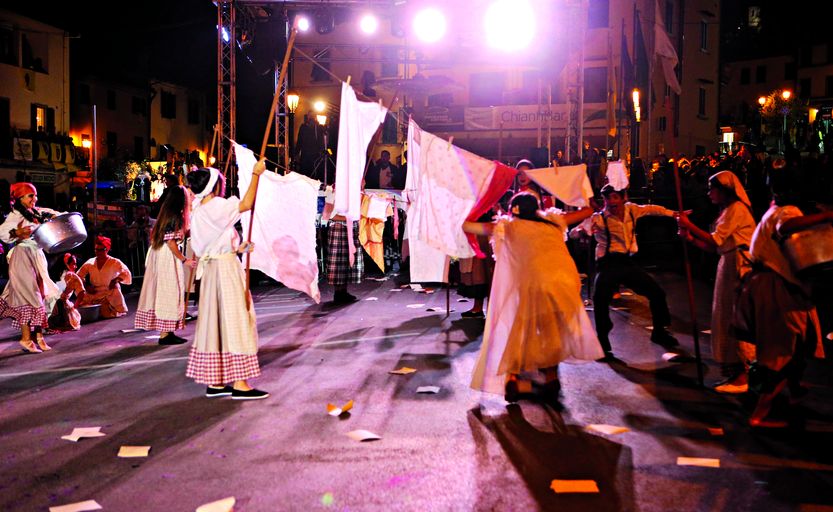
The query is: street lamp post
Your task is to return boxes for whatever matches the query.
[286,92,300,173]
[780,89,792,154]
[757,95,767,147]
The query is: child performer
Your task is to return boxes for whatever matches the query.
[465,193,603,403]
[184,162,268,400]
[48,253,86,331]
[135,185,196,345]
[0,182,62,352]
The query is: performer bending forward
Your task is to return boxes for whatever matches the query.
[185,162,268,400]
[465,193,603,403]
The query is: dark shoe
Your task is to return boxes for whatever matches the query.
[232,388,270,400]
[460,310,485,319]
[205,386,234,398]
[184,313,197,322]
[333,291,358,305]
[596,351,616,362]
[159,333,187,345]
[504,380,520,403]
[650,329,678,348]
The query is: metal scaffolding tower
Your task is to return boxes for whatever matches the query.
[217,1,236,173]
[563,0,588,164]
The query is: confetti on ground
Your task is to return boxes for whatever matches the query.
[321,492,335,507]
[662,352,684,362]
[390,289,403,292]
[49,500,102,512]
[550,480,600,493]
[708,428,724,436]
[326,400,354,417]
[118,445,151,458]
[366,276,389,282]
[416,386,440,394]
[426,307,454,313]
[120,328,142,334]
[702,329,712,335]
[409,284,423,291]
[586,424,630,435]
[346,430,381,442]
[365,297,379,301]
[145,335,159,339]
[61,427,106,442]
[424,289,436,294]
[406,304,426,309]
[389,367,418,375]
[196,497,236,512]
[677,457,720,468]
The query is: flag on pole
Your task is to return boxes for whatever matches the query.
[654,0,682,94]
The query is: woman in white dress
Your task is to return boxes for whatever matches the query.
[135,186,195,344]
[464,192,603,403]
[0,182,63,352]
[184,163,268,400]
[76,236,132,318]
[678,171,756,393]
[48,253,86,332]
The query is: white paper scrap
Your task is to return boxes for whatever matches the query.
[326,400,354,417]
[586,424,629,435]
[196,497,236,512]
[406,304,425,309]
[61,427,106,442]
[409,284,423,291]
[677,457,720,468]
[118,445,151,458]
[662,352,683,362]
[366,276,389,282]
[120,328,143,333]
[49,500,102,512]
[389,367,417,375]
[416,386,440,394]
[346,429,381,442]
[365,297,379,301]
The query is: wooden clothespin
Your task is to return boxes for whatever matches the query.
[447,136,454,150]
[346,75,351,86]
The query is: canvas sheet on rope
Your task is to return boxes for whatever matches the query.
[525,164,594,207]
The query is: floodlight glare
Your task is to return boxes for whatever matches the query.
[313,100,327,113]
[413,8,446,43]
[360,14,378,34]
[484,0,536,51]
[297,16,311,32]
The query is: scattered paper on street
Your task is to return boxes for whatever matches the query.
[366,276,388,282]
[390,289,403,292]
[196,497,236,512]
[416,386,440,394]
[120,328,143,334]
[409,284,423,291]
[550,480,600,493]
[426,307,454,313]
[118,445,151,458]
[406,304,425,309]
[61,427,106,442]
[365,297,379,301]
[586,424,629,435]
[389,367,417,375]
[677,457,720,468]
[49,500,102,512]
[346,430,381,442]
[662,352,683,362]
[327,400,354,417]
[707,428,724,436]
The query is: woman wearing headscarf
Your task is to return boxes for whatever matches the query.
[184,162,268,400]
[678,171,756,393]
[0,182,63,352]
[77,235,132,318]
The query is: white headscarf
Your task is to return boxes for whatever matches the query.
[711,171,751,209]
[192,167,220,210]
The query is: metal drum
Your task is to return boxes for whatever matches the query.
[781,223,833,279]
[32,212,88,254]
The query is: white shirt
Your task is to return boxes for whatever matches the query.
[580,202,675,260]
[0,207,63,244]
[190,196,242,257]
[750,204,803,286]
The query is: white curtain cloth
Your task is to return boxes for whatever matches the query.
[525,164,594,207]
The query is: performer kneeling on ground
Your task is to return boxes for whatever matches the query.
[135,185,196,345]
[48,253,86,332]
[0,182,63,352]
[77,236,132,318]
[185,163,268,400]
[576,184,678,359]
[465,193,603,403]
[734,169,830,427]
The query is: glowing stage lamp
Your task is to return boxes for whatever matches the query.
[781,90,791,100]
[316,114,327,126]
[413,8,446,43]
[296,15,311,32]
[757,96,766,107]
[313,100,327,113]
[360,14,378,34]
[287,93,300,113]
[484,0,535,51]
[81,135,92,149]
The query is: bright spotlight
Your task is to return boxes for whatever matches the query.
[360,14,378,34]
[484,0,535,51]
[220,26,230,43]
[297,16,311,32]
[413,8,446,43]
[313,100,327,113]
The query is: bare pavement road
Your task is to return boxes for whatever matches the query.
[1,272,833,512]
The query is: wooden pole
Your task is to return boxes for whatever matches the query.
[245,23,298,294]
[671,159,704,387]
[208,124,218,166]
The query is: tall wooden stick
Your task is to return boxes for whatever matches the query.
[208,124,218,166]
[671,159,704,387]
[245,23,298,294]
